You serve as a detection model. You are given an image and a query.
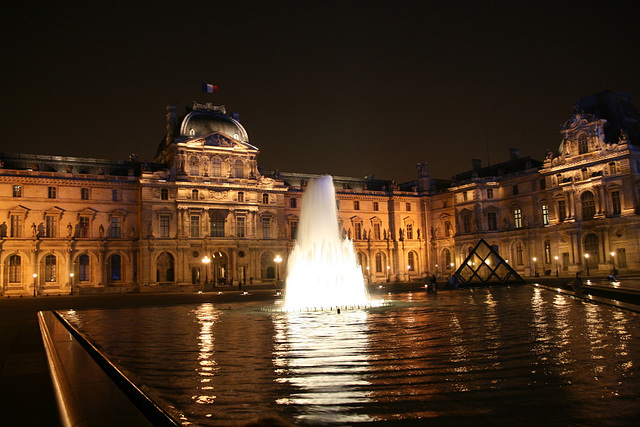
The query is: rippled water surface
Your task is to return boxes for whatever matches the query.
[62,286,640,425]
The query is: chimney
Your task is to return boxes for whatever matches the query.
[471,159,481,170]
[166,105,177,144]
[509,148,520,160]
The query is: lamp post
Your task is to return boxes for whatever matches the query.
[532,257,537,277]
[435,264,438,276]
[366,266,370,283]
[386,265,390,283]
[70,273,75,295]
[610,251,616,275]
[274,255,283,284]
[32,273,38,297]
[202,256,210,289]
[584,253,590,276]
[554,255,559,277]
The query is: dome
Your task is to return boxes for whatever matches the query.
[179,104,249,142]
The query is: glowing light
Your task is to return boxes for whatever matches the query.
[284,175,370,311]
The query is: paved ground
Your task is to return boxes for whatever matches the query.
[1,278,638,426]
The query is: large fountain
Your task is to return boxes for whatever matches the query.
[283,175,371,311]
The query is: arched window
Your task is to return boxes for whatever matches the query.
[578,134,588,154]
[408,251,416,272]
[44,255,57,282]
[211,157,222,176]
[513,208,523,229]
[109,254,122,281]
[156,252,174,283]
[78,254,90,281]
[584,233,599,263]
[8,255,21,283]
[189,156,199,176]
[234,159,244,178]
[581,191,596,220]
[375,252,385,273]
[444,249,452,269]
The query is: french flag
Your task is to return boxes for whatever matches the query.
[202,83,219,93]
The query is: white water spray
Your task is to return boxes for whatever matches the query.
[284,175,371,311]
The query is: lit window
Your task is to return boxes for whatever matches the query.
[44,255,57,282]
[13,185,22,197]
[542,204,549,225]
[513,208,522,229]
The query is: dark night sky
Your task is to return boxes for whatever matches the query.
[2,1,640,183]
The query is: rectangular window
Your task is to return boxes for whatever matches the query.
[354,223,362,240]
[262,217,271,239]
[290,221,298,240]
[558,200,566,222]
[236,217,245,238]
[462,213,471,233]
[406,224,413,239]
[462,192,468,202]
[406,202,411,211]
[48,186,57,199]
[45,255,57,282]
[13,185,22,197]
[373,201,379,211]
[108,217,122,238]
[9,256,21,282]
[290,198,297,208]
[237,192,244,202]
[512,185,519,196]
[210,212,225,237]
[262,193,269,204]
[160,215,170,238]
[373,223,381,240]
[81,188,90,200]
[79,255,90,281]
[45,216,56,238]
[542,204,549,225]
[112,189,122,202]
[10,215,23,237]
[514,208,522,229]
[611,191,621,215]
[190,215,200,238]
[78,217,90,238]
[487,212,497,230]
[540,179,546,190]
[161,188,169,200]
[354,201,360,210]
[609,162,617,175]
[486,188,493,199]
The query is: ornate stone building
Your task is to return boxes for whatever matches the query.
[1,91,639,295]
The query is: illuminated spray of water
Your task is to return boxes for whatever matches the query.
[284,175,373,311]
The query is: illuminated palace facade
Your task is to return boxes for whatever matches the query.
[1,90,639,296]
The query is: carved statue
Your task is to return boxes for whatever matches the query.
[416,162,430,177]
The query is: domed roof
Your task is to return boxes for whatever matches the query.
[179,103,249,142]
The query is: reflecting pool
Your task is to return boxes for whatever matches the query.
[61,286,640,425]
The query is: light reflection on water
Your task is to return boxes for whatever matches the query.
[62,286,640,425]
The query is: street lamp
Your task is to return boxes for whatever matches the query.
[70,273,75,295]
[386,265,390,282]
[532,257,537,277]
[435,264,438,276]
[554,255,559,277]
[32,273,38,297]
[274,255,283,284]
[584,253,590,276]
[610,251,616,275]
[202,256,211,287]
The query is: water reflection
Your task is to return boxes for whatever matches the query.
[61,287,640,425]
[272,310,373,424]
